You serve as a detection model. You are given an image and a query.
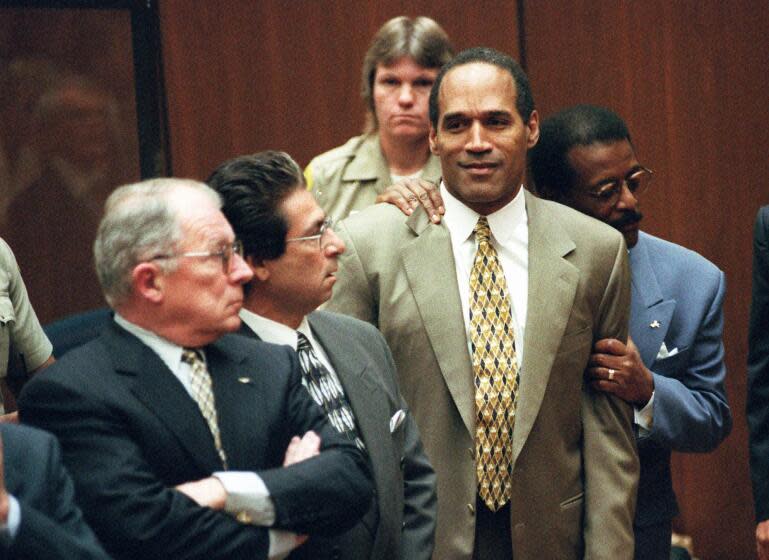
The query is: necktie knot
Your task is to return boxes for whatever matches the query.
[474,216,492,244]
[182,348,205,366]
[296,332,313,353]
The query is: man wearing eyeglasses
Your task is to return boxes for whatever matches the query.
[206,151,437,560]
[17,178,373,560]
[529,105,732,560]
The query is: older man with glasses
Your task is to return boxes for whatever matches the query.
[17,177,373,560]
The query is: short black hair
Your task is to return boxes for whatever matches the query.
[428,46,535,128]
[206,151,303,262]
[530,105,632,199]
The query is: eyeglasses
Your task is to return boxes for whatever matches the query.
[152,240,244,273]
[285,217,335,249]
[585,167,653,206]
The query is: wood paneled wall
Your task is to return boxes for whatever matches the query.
[159,2,767,558]
[158,0,521,178]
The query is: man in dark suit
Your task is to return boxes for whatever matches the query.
[18,178,372,559]
[748,205,769,560]
[327,48,638,560]
[530,105,732,559]
[1,423,111,559]
[206,151,437,560]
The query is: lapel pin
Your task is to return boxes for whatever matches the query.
[650,320,661,329]
[238,377,253,384]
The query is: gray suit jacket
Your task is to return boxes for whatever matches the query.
[327,190,638,560]
[239,310,437,560]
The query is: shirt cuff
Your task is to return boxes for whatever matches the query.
[0,495,21,544]
[268,528,301,558]
[634,390,655,434]
[212,471,276,526]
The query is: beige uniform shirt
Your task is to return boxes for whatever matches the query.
[0,238,52,411]
[305,133,441,219]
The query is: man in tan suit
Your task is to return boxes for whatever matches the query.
[327,47,638,559]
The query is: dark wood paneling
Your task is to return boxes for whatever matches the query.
[158,0,520,179]
[524,2,769,558]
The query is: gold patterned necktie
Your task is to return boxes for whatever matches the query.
[469,216,519,511]
[182,348,228,468]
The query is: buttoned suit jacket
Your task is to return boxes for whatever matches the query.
[327,190,639,560]
[629,232,731,538]
[748,206,769,522]
[239,309,437,559]
[18,320,372,560]
[1,423,111,560]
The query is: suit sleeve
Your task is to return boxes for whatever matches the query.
[257,352,374,536]
[582,237,639,560]
[19,376,270,560]
[6,431,112,560]
[748,207,769,522]
[643,268,732,451]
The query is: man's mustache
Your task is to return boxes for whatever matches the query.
[611,210,643,229]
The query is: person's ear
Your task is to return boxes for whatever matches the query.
[526,109,540,148]
[247,254,270,283]
[132,262,165,303]
[429,125,439,155]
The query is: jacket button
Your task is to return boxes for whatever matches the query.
[467,503,475,516]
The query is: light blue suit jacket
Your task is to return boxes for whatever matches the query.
[629,232,732,530]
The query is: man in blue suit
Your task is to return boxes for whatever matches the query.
[530,105,732,559]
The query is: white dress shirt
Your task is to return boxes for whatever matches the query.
[239,310,343,386]
[440,182,528,369]
[113,314,297,559]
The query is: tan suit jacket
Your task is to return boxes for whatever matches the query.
[327,190,638,560]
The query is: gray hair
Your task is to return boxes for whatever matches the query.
[94,178,221,307]
[361,15,453,132]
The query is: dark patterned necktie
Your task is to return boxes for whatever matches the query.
[469,216,519,511]
[296,332,365,451]
[182,348,228,468]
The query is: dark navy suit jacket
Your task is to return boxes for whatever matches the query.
[18,320,372,560]
[1,423,111,559]
[748,206,769,522]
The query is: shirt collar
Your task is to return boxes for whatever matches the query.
[113,312,185,373]
[440,182,527,244]
[239,308,314,351]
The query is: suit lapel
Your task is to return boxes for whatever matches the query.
[629,234,674,367]
[103,323,223,472]
[514,193,580,461]
[401,211,476,437]
[205,337,264,469]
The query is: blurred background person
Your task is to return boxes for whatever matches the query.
[2,74,136,322]
[305,16,453,220]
